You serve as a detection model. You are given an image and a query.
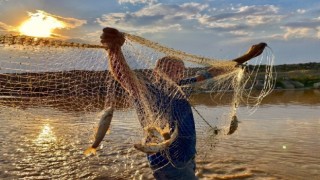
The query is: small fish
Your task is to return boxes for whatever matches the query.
[145,126,164,141]
[84,106,114,156]
[144,123,170,142]
[134,123,178,154]
[227,115,238,135]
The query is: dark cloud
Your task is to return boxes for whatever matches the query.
[197,4,283,37]
[205,5,279,22]
[97,3,208,34]
[284,19,320,29]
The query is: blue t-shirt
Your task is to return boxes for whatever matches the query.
[133,77,198,169]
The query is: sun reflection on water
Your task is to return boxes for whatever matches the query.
[34,124,57,145]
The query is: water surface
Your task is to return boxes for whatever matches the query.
[0,89,319,179]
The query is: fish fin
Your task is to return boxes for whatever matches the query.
[84,147,97,156]
[163,123,170,133]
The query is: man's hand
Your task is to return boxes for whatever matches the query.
[232,42,267,64]
[246,42,267,59]
[100,27,125,49]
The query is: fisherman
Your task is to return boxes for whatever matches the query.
[100,27,266,179]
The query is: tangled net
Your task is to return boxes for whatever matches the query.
[0,32,275,173]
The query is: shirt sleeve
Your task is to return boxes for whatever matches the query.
[195,70,213,80]
[178,69,213,86]
[178,77,197,86]
[178,77,197,98]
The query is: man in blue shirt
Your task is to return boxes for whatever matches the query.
[136,56,199,179]
[100,27,266,179]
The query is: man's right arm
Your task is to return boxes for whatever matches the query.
[101,27,141,99]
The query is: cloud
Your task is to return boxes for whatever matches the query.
[297,9,306,14]
[0,0,9,5]
[285,19,320,29]
[198,5,281,28]
[118,0,157,5]
[283,27,313,39]
[0,21,13,31]
[0,21,18,33]
[98,3,320,41]
[191,4,284,39]
[202,21,249,32]
[33,10,87,29]
[212,5,279,21]
[97,3,208,34]
[282,17,320,39]
[97,3,285,39]
[228,30,252,37]
[1,10,87,34]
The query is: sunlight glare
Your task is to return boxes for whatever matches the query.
[19,11,65,37]
[34,124,57,145]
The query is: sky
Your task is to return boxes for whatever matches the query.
[0,0,320,64]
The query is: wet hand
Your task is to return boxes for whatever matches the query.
[100,27,125,49]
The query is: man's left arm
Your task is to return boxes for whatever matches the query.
[179,65,236,86]
[182,42,268,84]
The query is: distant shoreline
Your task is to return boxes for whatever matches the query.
[269,62,320,89]
[0,62,319,97]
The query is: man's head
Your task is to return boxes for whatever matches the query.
[154,56,185,83]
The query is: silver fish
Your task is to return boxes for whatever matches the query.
[227,115,238,135]
[84,106,114,156]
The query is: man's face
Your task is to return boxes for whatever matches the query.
[158,61,185,83]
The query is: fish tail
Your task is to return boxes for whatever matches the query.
[84,147,97,156]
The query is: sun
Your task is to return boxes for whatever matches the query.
[19,11,65,38]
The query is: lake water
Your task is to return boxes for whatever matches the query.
[0,89,319,180]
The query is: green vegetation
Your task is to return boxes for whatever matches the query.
[258,62,320,89]
[248,62,320,72]
[245,62,320,89]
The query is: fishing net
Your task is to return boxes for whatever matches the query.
[0,31,275,178]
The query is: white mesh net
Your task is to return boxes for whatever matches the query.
[0,32,275,178]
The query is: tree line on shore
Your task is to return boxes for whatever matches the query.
[0,62,319,96]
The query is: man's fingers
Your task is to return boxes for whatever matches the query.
[101,27,123,40]
[100,27,125,48]
[103,27,120,34]
[232,42,267,64]
[249,42,267,58]
[100,33,122,40]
